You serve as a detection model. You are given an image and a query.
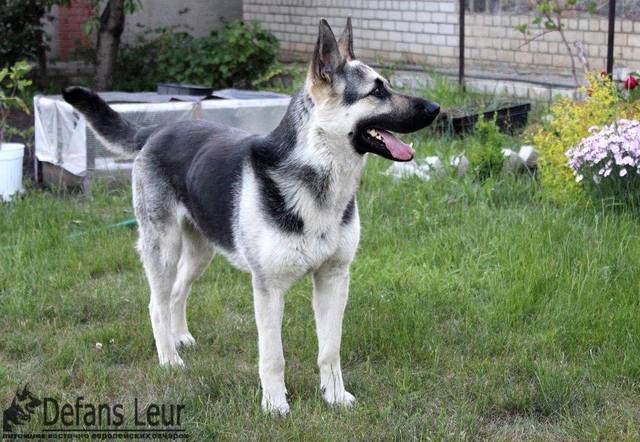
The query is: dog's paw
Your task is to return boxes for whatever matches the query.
[261,394,290,416]
[322,388,356,408]
[158,352,186,369]
[174,332,196,349]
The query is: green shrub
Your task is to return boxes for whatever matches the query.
[0,0,48,68]
[527,71,640,203]
[527,72,619,203]
[465,116,506,181]
[113,21,279,91]
[0,61,32,141]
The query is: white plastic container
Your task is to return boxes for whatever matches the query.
[0,142,25,202]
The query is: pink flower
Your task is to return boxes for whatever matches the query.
[566,119,640,183]
[624,75,638,90]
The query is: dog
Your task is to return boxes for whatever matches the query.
[62,18,439,415]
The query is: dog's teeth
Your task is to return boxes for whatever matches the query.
[409,142,414,148]
[367,128,385,142]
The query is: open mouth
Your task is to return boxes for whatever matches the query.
[363,128,415,161]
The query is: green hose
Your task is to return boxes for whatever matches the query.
[68,217,137,238]
[108,218,137,229]
[2,218,137,250]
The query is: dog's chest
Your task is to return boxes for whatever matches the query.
[235,135,363,278]
[250,222,350,284]
[238,177,355,277]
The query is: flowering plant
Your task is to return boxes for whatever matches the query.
[622,72,639,102]
[529,71,618,202]
[566,119,640,205]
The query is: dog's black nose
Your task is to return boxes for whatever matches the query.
[425,101,440,117]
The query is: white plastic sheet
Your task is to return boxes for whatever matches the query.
[34,94,291,177]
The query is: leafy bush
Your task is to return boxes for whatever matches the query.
[0,61,32,141]
[528,72,619,202]
[529,72,640,202]
[0,0,48,68]
[566,119,640,206]
[114,21,279,91]
[465,116,507,181]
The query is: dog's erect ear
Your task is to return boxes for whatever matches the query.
[311,19,341,84]
[337,17,355,61]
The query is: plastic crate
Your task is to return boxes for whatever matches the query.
[436,102,531,136]
[157,83,214,96]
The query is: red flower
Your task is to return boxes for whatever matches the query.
[624,75,638,90]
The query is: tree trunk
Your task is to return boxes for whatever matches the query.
[94,0,126,91]
[31,0,47,88]
[35,38,48,88]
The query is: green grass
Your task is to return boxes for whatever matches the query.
[3,130,640,440]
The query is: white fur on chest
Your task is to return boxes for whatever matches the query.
[236,168,359,281]
[234,129,363,282]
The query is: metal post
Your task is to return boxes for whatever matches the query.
[459,0,465,88]
[606,0,616,75]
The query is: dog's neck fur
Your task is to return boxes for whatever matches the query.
[265,81,364,232]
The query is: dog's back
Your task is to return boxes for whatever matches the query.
[137,119,256,251]
[62,86,260,251]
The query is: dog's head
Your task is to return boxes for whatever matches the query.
[306,18,439,162]
[16,386,41,410]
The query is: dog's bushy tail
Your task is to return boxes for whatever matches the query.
[62,86,154,156]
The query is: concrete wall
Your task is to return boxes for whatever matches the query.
[243,0,640,83]
[49,0,243,60]
[122,0,243,44]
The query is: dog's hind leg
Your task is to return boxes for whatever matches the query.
[138,222,184,367]
[312,261,356,407]
[252,275,290,415]
[133,155,188,367]
[170,219,214,349]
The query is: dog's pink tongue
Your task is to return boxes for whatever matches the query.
[378,130,414,160]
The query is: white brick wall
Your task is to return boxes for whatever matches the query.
[243,0,640,81]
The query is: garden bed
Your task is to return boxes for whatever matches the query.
[435,101,531,135]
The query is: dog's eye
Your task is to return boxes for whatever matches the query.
[369,85,385,98]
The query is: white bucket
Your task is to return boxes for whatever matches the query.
[0,143,25,202]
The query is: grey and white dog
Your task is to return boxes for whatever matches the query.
[63,18,439,414]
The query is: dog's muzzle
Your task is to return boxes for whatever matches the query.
[424,101,440,123]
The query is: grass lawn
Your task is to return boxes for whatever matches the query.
[0,64,640,440]
[3,130,640,439]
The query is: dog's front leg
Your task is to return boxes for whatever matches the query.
[252,276,289,415]
[312,261,355,407]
